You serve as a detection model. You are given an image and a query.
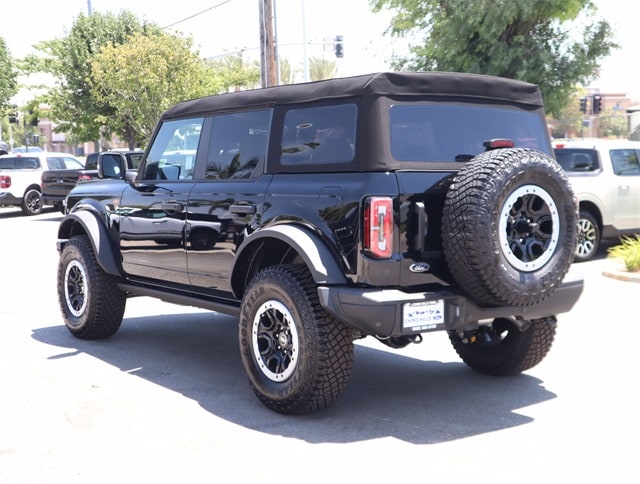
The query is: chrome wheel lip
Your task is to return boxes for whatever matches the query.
[252,300,299,382]
[498,184,560,272]
[64,260,88,318]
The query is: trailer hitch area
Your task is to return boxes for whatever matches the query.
[376,333,423,349]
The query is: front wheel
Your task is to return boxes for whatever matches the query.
[57,235,126,339]
[239,264,354,415]
[448,316,557,376]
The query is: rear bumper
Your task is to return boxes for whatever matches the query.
[0,192,22,206]
[318,270,584,337]
[41,194,65,205]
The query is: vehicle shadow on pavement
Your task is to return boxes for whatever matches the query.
[32,311,556,445]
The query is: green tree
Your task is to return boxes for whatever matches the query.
[598,108,628,138]
[22,11,162,144]
[204,53,261,92]
[309,57,337,81]
[0,37,18,122]
[371,0,617,116]
[89,31,216,149]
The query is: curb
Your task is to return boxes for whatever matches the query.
[602,266,640,283]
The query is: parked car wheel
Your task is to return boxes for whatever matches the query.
[57,235,126,339]
[448,316,557,376]
[442,148,577,307]
[574,210,600,262]
[239,264,354,415]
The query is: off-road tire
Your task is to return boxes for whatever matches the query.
[239,264,354,415]
[575,210,600,262]
[57,235,126,339]
[21,188,42,216]
[448,316,557,376]
[442,148,577,307]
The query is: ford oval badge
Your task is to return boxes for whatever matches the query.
[409,262,430,273]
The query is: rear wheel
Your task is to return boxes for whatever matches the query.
[448,316,557,376]
[57,235,126,339]
[21,188,42,216]
[239,264,354,414]
[574,210,600,262]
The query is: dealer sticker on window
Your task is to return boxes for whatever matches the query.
[402,300,445,331]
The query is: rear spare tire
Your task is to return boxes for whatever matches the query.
[442,148,577,307]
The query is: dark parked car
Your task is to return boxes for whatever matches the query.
[41,150,143,212]
[56,72,583,414]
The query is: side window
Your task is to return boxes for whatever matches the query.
[205,109,272,179]
[280,104,357,165]
[143,118,204,180]
[610,149,640,176]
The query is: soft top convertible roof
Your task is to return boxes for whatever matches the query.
[161,71,544,120]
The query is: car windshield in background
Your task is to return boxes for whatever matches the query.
[390,104,551,162]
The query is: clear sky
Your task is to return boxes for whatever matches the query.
[3,0,639,99]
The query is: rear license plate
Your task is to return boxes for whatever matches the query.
[402,300,445,331]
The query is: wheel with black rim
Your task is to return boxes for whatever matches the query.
[57,235,126,339]
[448,316,557,376]
[239,264,354,414]
[442,148,578,307]
[574,210,600,262]
[21,187,42,216]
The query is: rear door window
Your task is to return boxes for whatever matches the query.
[280,104,357,165]
[553,149,600,172]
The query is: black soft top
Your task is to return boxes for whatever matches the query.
[161,71,544,120]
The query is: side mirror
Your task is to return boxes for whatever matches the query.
[98,153,127,179]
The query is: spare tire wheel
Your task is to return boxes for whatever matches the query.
[441,148,577,307]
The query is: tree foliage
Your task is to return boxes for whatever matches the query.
[90,31,216,149]
[0,37,18,111]
[23,11,161,143]
[370,0,617,116]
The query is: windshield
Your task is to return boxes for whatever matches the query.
[390,104,551,162]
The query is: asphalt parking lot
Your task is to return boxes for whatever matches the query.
[1,206,639,484]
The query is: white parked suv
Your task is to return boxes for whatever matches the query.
[0,151,84,215]
[553,138,640,261]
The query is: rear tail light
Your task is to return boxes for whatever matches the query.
[363,196,393,259]
[0,175,11,189]
[78,174,93,183]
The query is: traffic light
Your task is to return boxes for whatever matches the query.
[334,35,343,58]
[592,94,602,114]
[579,97,587,114]
[8,112,18,123]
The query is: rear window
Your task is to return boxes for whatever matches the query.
[0,157,41,169]
[390,104,551,162]
[553,149,600,172]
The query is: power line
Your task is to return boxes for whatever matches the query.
[162,0,237,29]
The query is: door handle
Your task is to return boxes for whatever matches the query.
[161,201,184,211]
[230,204,256,214]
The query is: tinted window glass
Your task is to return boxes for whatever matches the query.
[280,104,357,165]
[390,104,550,162]
[610,149,640,175]
[0,157,40,169]
[206,109,272,179]
[144,118,204,180]
[553,149,599,172]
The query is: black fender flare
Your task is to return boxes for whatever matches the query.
[57,210,121,277]
[233,224,347,289]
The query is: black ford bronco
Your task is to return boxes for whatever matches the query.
[56,71,583,414]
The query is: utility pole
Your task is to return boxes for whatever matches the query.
[259,0,277,87]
